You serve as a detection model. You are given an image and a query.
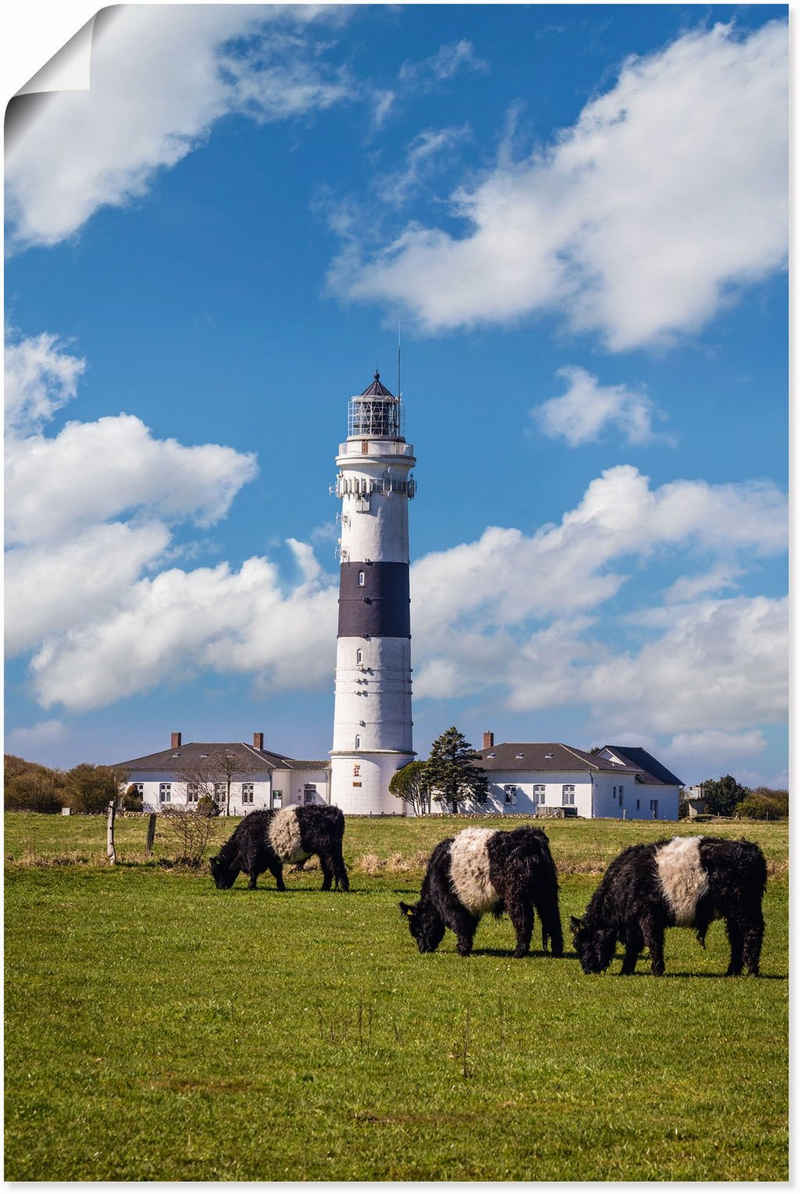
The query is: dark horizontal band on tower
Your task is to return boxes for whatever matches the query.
[337,562,411,638]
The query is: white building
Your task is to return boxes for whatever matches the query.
[113,732,330,815]
[475,734,682,820]
[330,372,416,814]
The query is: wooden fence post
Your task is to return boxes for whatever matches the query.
[106,800,117,865]
[146,813,157,857]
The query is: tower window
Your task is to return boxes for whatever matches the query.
[361,440,369,454]
[356,648,363,666]
[357,570,365,586]
[354,735,360,749]
[353,764,360,776]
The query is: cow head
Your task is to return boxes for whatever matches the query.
[399,901,445,953]
[571,914,616,974]
[209,855,236,889]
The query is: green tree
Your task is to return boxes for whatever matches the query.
[64,763,120,814]
[700,774,751,818]
[389,760,430,816]
[737,788,788,820]
[425,727,488,815]
[4,755,65,813]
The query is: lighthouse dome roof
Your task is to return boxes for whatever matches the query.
[360,371,395,398]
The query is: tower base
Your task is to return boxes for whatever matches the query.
[330,750,414,815]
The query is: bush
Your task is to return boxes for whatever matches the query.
[737,789,788,820]
[159,806,220,866]
[64,764,119,814]
[197,795,220,817]
[4,755,66,813]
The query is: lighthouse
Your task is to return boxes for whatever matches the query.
[330,372,416,814]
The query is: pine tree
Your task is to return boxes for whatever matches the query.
[425,727,488,815]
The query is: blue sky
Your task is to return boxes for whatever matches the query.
[5,4,788,787]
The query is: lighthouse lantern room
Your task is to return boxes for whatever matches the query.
[330,372,416,814]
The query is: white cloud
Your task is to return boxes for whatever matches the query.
[31,551,338,712]
[667,729,767,759]
[398,40,489,87]
[381,126,471,207]
[7,412,257,547]
[5,720,66,753]
[5,332,259,658]
[662,564,744,604]
[533,365,667,447]
[332,21,787,350]
[6,6,353,250]
[5,332,85,434]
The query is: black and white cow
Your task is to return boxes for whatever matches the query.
[209,805,349,892]
[399,825,563,958]
[571,836,766,977]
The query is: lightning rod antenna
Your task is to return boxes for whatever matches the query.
[397,323,401,402]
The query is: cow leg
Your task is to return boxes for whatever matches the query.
[505,895,533,958]
[620,924,643,975]
[269,859,286,891]
[319,854,333,891]
[447,906,478,956]
[534,892,564,957]
[725,916,745,976]
[333,849,350,892]
[641,916,666,976]
[248,871,258,890]
[742,913,764,976]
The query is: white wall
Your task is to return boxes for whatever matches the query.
[482,770,592,817]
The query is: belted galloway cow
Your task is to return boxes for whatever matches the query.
[571,835,766,976]
[210,805,349,892]
[400,825,563,958]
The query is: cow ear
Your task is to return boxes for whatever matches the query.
[398,902,414,918]
[570,915,583,932]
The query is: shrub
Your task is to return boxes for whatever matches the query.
[4,755,66,813]
[159,806,221,866]
[737,790,788,820]
[64,764,119,814]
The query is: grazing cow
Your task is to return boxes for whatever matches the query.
[399,825,563,958]
[571,836,766,977]
[210,805,349,892]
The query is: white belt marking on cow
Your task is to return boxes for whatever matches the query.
[655,837,708,925]
[269,805,308,863]
[449,827,500,914]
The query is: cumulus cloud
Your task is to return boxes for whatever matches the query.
[5,332,259,658]
[5,332,85,434]
[533,365,667,447]
[331,21,787,350]
[31,551,338,712]
[7,413,257,547]
[6,6,354,250]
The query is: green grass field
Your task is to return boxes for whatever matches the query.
[5,813,788,1180]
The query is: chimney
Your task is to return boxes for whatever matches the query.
[253,732,264,751]
[483,731,494,750]
[171,731,182,749]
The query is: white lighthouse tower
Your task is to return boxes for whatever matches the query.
[330,372,416,814]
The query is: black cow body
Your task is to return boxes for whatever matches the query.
[400,825,563,958]
[571,836,766,976]
[210,805,349,892]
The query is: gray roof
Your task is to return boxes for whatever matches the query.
[477,741,681,786]
[111,742,329,776]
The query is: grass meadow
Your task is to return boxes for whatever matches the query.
[5,812,788,1180]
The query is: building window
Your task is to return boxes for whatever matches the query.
[636,798,640,810]
[214,783,226,804]
[131,782,144,798]
[619,784,624,806]
[186,783,199,803]
[304,784,317,806]
[159,783,171,804]
[649,799,659,819]
[356,648,363,666]
[613,785,616,799]
[242,783,254,804]
[503,784,516,805]
[562,784,575,806]
[533,784,546,805]
[357,570,365,587]
[354,735,360,749]
[361,440,369,454]
[271,789,282,810]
